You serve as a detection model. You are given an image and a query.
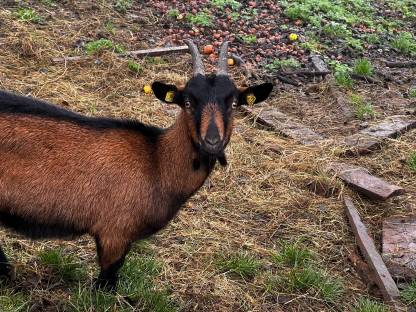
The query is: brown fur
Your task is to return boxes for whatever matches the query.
[0,111,210,278]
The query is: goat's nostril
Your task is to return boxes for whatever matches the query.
[205,136,220,146]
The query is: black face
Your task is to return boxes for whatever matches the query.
[152,75,273,157]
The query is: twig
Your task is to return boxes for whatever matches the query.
[274,73,301,86]
[350,73,381,84]
[281,70,331,76]
[385,60,416,68]
[52,45,189,63]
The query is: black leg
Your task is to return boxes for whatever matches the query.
[0,247,11,279]
[94,237,130,291]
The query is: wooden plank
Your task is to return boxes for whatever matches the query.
[241,106,324,145]
[383,216,416,281]
[342,116,416,155]
[360,115,416,138]
[52,45,189,63]
[344,196,400,302]
[327,162,404,200]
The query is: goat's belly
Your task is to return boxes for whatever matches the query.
[0,210,86,239]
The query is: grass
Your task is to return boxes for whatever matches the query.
[104,21,116,35]
[128,60,142,74]
[240,35,257,44]
[0,288,29,312]
[210,0,242,10]
[329,61,354,88]
[114,0,133,13]
[408,152,416,173]
[186,12,213,27]
[216,251,261,279]
[265,58,301,71]
[85,39,125,55]
[38,248,86,282]
[350,94,375,120]
[271,242,313,267]
[402,279,416,305]
[267,243,344,304]
[351,298,389,312]
[167,9,180,19]
[14,8,42,23]
[353,58,374,77]
[391,32,416,55]
[409,86,416,98]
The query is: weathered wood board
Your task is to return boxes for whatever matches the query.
[241,106,324,145]
[383,216,416,280]
[342,116,416,155]
[344,197,400,301]
[327,162,404,200]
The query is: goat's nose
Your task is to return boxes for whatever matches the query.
[205,136,220,146]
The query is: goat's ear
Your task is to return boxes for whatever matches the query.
[238,83,273,106]
[152,82,184,105]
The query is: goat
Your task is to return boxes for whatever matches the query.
[0,40,273,289]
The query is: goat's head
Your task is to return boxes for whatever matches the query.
[152,40,273,162]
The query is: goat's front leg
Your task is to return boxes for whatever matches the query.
[0,247,12,279]
[94,236,131,291]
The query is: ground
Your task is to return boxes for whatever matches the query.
[0,1,415,311]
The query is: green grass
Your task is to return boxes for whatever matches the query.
[266,266,344,303]
[351,298,389,312]
[167,9,180,19]
[402,279,416,305]
[210,0,242,10]
[408,152,416,173]
[104,21,116,35]
[128,60,142,73]
[216,251,261,279]
[323,22,351,39]
[38,248,86,282]
[353,58,373,77]
[0,288,29,312]
[85,39,125,55]
[409,86,416,98]
[14,8,42,23]
[186,12,213,27]
[329,61,354,88]
[68,254,175,312]
[114,0,133,13]
[271,242,313,268]
[240,35,257,44]
[350,94,375,120]
[391,32,416,55]
[265,58,301,71]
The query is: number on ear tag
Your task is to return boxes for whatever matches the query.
[165,91,174,102]
[246,93,256,106]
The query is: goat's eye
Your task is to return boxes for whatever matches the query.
[232,101,238,109]
[185,101,191,108]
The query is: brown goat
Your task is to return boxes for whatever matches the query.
[0,40,273,289]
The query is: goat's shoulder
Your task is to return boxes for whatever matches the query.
[0,90,163,139]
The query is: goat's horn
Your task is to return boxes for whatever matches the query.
[217,41,229,76]
[184,39,205,77]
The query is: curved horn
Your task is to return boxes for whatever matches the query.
[184,39,205,77]
[217,41,229,76]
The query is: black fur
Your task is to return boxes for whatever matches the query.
[0,211,86,240]
[0,247,11,279]
[0,90,163,142]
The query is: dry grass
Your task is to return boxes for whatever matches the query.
[0,1,415,311]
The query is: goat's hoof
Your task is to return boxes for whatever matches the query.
[93,278,116,292]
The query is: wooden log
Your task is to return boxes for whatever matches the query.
[52,45,189,63]
[344,197,400,302]
[327,162,404,200]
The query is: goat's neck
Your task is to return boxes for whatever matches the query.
[158,111,213,198]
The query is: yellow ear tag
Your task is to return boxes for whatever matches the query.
[246,93,256,106]
[165,91,174,102]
